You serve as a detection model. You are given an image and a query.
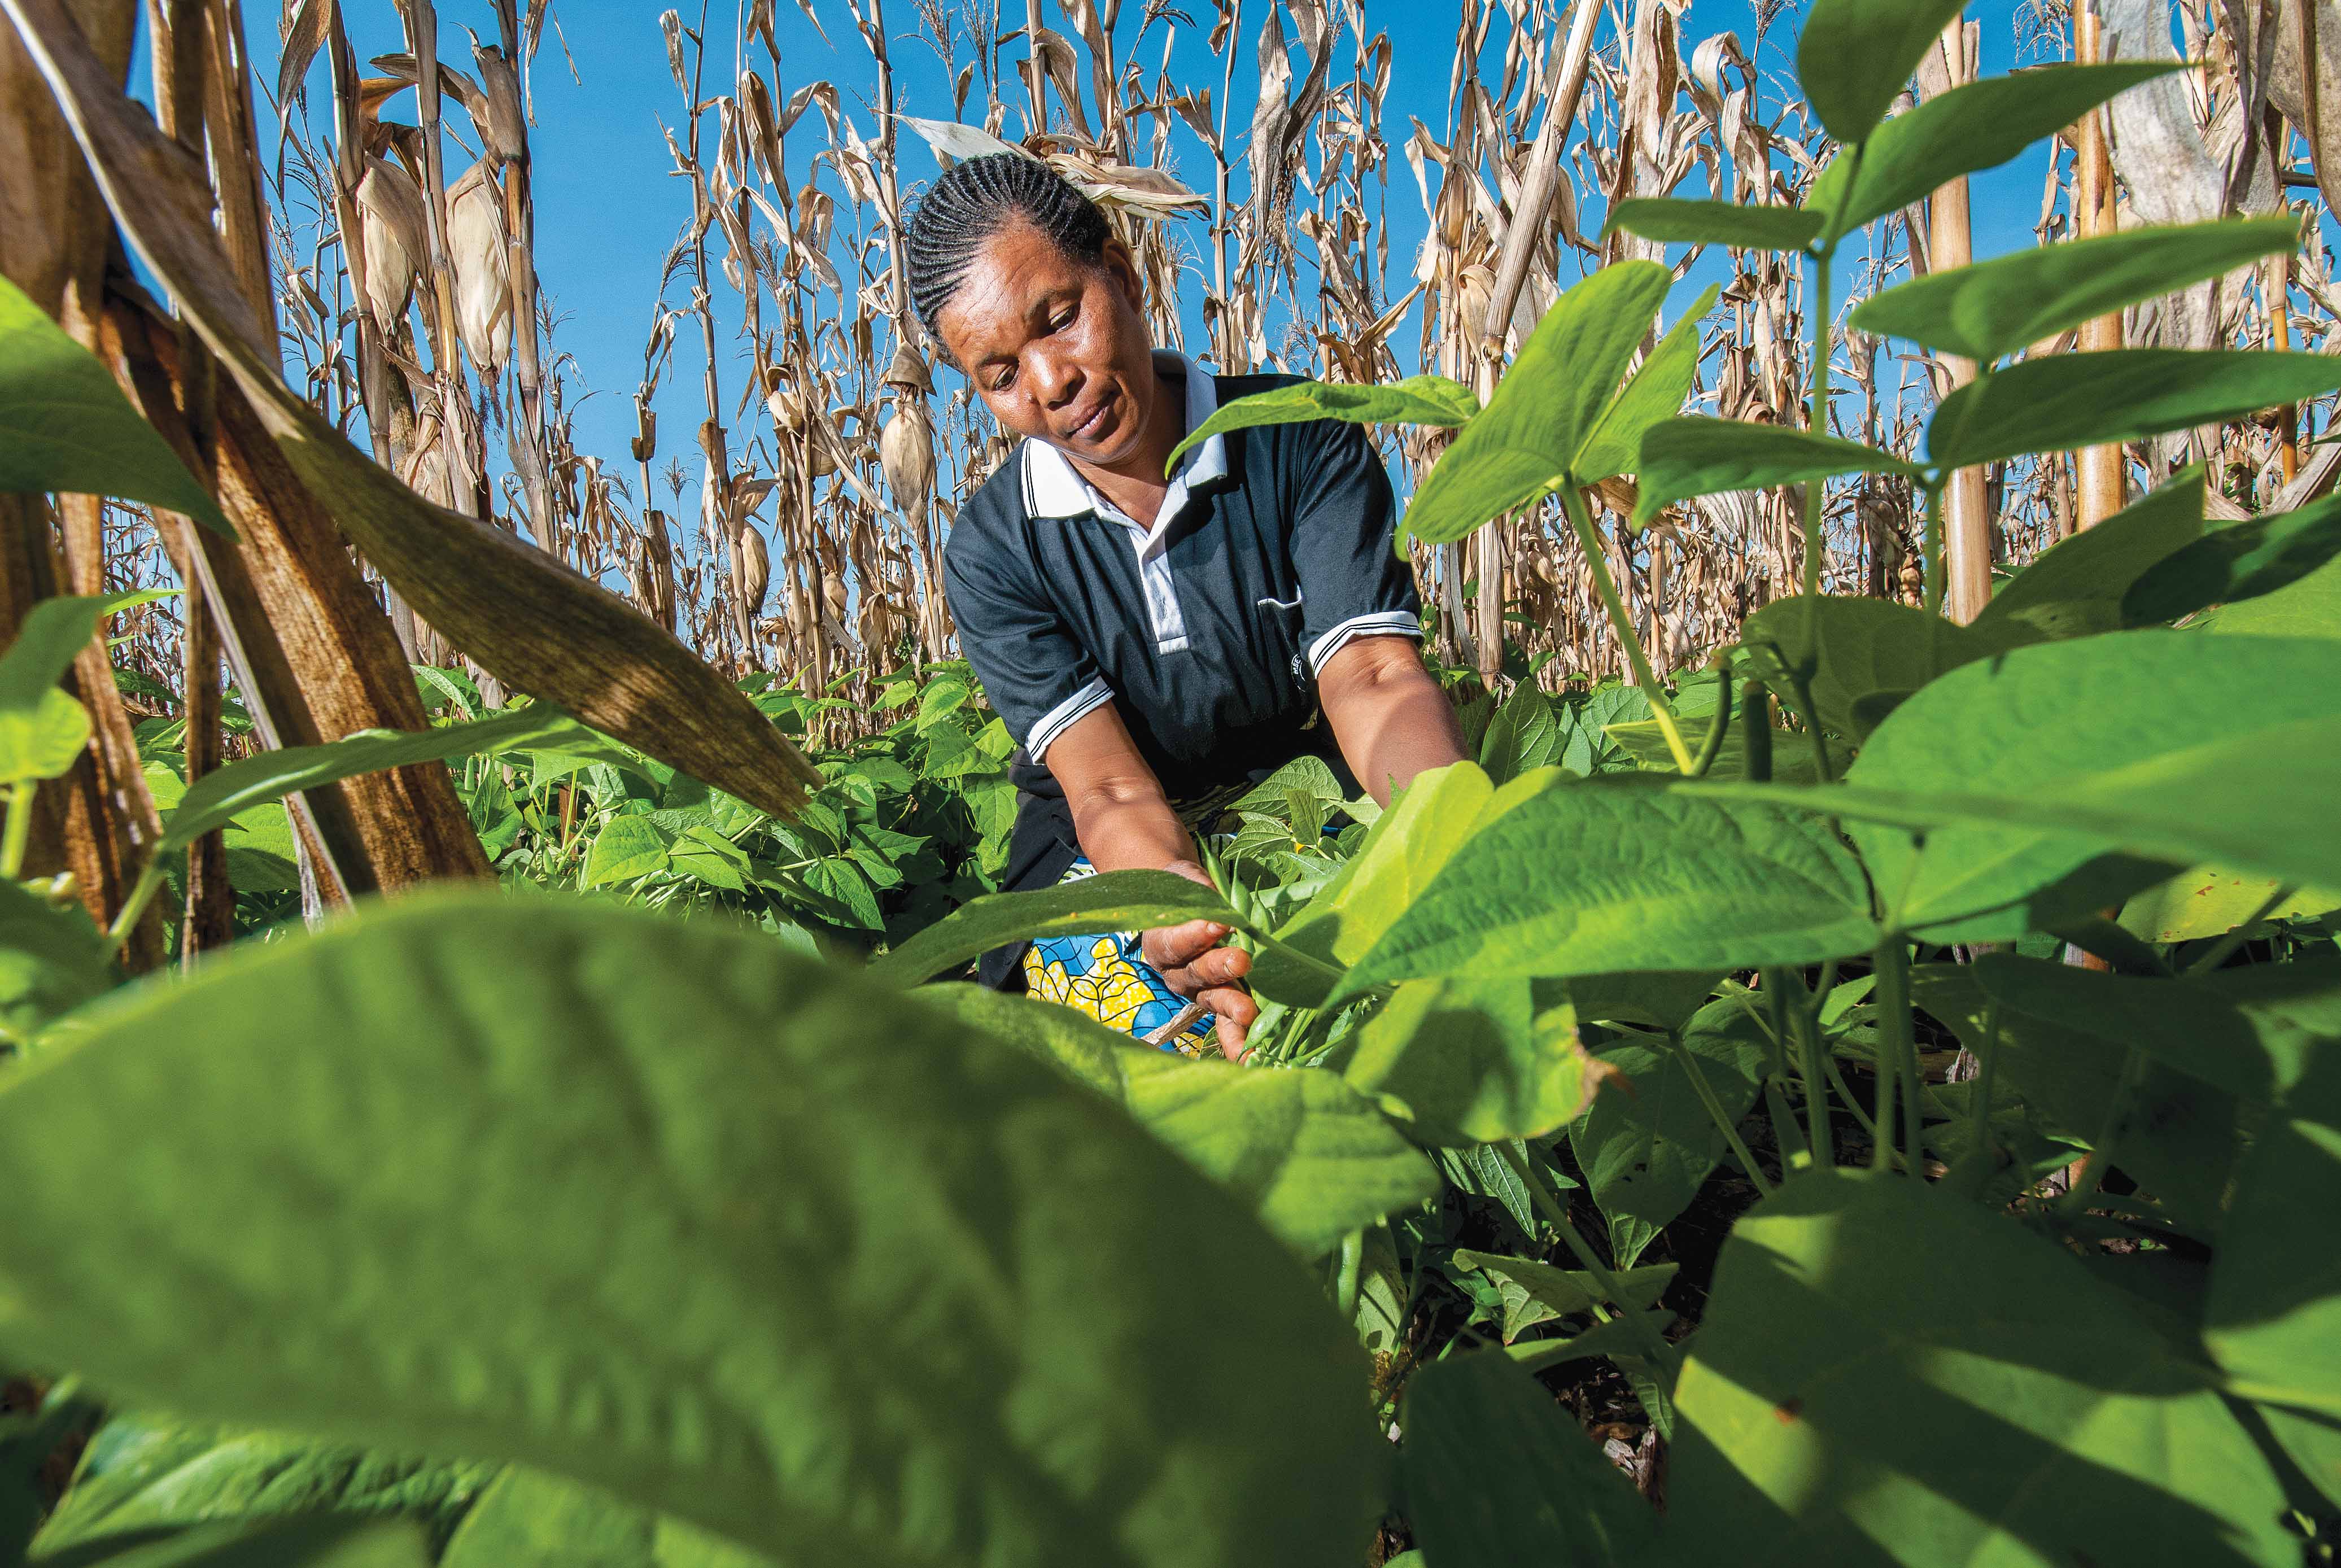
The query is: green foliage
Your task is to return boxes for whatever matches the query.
[1671,1170,2300,1566]
[1604,198,1823,252]
[1633,421,1919,530]
[1343,977,1593,1145]
[1804,63,2181,242]
[0,894,1383,1567]
[1399,1352,1657,1567]
[1164,374,1478,471]
[0,274,233,537]
[2124,491,2341,626]
[1795,0,1972,143]
[1969,469,2207,645]
[1927,348,2341,471]
[1851,217,2300,365]
[1,591,174,787]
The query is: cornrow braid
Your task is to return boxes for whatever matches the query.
[903,154,1112,337]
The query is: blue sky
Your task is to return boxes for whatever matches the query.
[236,0,2043,492]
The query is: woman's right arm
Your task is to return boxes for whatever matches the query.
[1045,704,1258,1058]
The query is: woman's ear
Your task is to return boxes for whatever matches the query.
[1098,234,1146,316]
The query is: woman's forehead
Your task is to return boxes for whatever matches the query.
[943,222,1085,357]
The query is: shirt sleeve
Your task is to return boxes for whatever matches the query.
[942,525,1112,764]
[1287,418,1425,676]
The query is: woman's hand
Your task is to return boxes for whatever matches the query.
[1141,860,1258,1060]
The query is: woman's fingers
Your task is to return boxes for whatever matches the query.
[1145,917,1230,972]
[1202,985,1259,1061]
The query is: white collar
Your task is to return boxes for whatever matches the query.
[1020,349,1228,522]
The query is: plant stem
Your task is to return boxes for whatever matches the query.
[1959,995,2003,1201]
[2184,884,2296,975]
[1872,935,1924,1176]
[1495,1140,1680,1377]
[1560,484,1691,770]
[2058,1047,2145,1220]
[1666,1028,1775,1198]
[1,781,33,880]
[102,862,165,963]
[1794,971,1835,1167]
[1335,1228,1365,1320]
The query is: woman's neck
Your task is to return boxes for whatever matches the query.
[1068,363,1184,529]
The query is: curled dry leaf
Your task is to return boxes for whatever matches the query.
[1,0,818,816]
[446,159,512,375]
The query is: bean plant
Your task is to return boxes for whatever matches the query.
[5,1,2341,1565]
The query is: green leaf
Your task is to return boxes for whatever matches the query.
[1604,198,1822,253]
[1632,420,1920,530]
[917,985,1438,1257]
[1276,763,1495,971]
[2119,864,2340,944]
[1807,63,2183,243]
[0,892,1382,1567]
[0,591,176,786]
[1670,1169,2299,1567]
[0,274,234,537]
[1399,1351,1659,1568]
[1796,0,1971,144]
[2199,550,2341,639]
[1344,978,1597,1145]
[1838,631,2341,935]
[1574,283,1722,484]
[28,1414,492,1560]
[2124,490,2341,625]
[1850,217,2300,365]
[1164,375,1478,473]
[0,875,110,1043]
[1448,1251,1674,1341]
[1739,595,1999,740]
[1340,776,1878,994]
[872,868,1237,985]
[1928,350,2341,472]
[580,816,672,889]
[1605,715,1847,782]
[2207,1047,2341,1420]
[1403,263,1674,545]
[1569,997,1770,1266]
[437,1468,657,1568]
[159,706,600,859]
[1971,469,2206,645]
[42,1516,434,1568]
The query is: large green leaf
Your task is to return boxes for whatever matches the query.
[917,985,1439,1257]
[2119,863,2340,943]
[1795,0,1971,144]
[1604,198,1823,253]
[1447,1251,1674,1342]
[0,893,1382,1567]
[0,273,233,536]
[1806,63,2182,242]
[29,1414,493,1560]
[1632,420,1920,530]
[45,1516,433,1568]
[1403,263,1673,545]
[1970,469,2205,646]
[2200,552,2341,639]
[579,816,672,889]
[1574,283,1720,485]
[1840,631,2341,936]
[1399,1351,1659,1567]
[1163,375,1478,473]
[1669,1169,2299,1567]
[2124,491,2341,626]
[0,591,176,786]
[1928,350,2341,472]
[2207,1048,2341,1420]
[1275,762,1495,969]
[1850,218,2299,365]
[1339,776,1879,995]
[1343,977,1597,1146]
[1569,997,1770,1266]
[1739,595,1999,740]
[435,1466,768,1568]
[158,705,599,858]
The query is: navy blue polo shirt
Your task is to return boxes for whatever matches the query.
[944,351,1423,976]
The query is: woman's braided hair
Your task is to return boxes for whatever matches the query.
[903,154,1113,337]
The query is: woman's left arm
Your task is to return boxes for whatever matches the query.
[1317,637,1467,807]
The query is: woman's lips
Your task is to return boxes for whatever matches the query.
[1065,390,1117,442]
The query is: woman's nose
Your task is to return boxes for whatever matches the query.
[1030,351,1083,408]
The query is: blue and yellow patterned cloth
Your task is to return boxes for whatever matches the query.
[1020,857,1218,1055]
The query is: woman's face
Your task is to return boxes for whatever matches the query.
[934,218,1163,470]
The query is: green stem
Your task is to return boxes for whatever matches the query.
[2184,884,2296,976]
[1739,680,1773,782]
[1959,995,2004,1201]
[1495,1140,1679,1377]
[1560,484,1692,771]
[1872,936,1924,1176]
[1824,1050,1885,1148]
[1334,1228,1364,1320]
[2059,1047,2145,1220]
[1,780,33,880]
[1794,970,1835,1167]
[1690,664,1735,778]
[102,861,165,962]
[1787,669,1836,784]
[1665,1028,1775,1198]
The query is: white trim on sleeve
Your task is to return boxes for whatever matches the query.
[1307,611,1423,675]
[1028,676,1115,762]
